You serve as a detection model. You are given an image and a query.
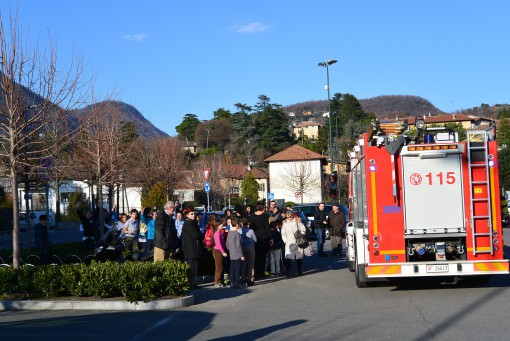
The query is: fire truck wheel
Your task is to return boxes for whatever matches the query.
[355,264,368,288]
[348,258,356,272]
[347,246,355,272]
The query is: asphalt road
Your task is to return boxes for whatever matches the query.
[1,235,510,341]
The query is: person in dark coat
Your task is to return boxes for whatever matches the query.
[314,202,329,257]
[250,203,271,279]
[76,201,99,251]
[328,203,346,256]
[34,214,52,264]
[154,201,178,262]
[181,206,204,289]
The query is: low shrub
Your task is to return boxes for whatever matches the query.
[0,260,191,303]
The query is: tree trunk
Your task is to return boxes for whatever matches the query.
[10,168,20,269]
[55,173,61,227]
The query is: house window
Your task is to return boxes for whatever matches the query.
[231,187,240,195]
[258,183,265,192]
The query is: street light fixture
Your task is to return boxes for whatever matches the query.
[318,59,337,174]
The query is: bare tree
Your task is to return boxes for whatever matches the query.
[280,161,321,204]
[74,100,132,231]
[138,137,186,201]
[0,12,87,269]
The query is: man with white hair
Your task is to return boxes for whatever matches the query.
[154,201,178,262]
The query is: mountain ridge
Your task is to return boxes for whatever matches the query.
[71,100,168,139]
[282,95,445,120]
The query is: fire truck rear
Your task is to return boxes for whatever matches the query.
[346,118,509,288]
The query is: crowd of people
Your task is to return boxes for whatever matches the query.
[69,199,346,289]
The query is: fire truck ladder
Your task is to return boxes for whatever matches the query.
[467,130,493,255]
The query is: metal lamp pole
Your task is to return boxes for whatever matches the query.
[318,59,337,173]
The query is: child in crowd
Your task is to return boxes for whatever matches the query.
[204,220,214,250]
[138,218,148,252]
[122,209,139,252]
[269,221,283,276]
[116,213,128,231]
[226,217,244,289]
[146,210,157,253]
[212,220,228,288]
[222,217,231,285]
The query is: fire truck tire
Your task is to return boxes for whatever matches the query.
[355,264,368,288]
[348,257,355,272]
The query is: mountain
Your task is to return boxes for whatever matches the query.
[359,95,444,118]
[282,95,444,121]
[71,100,168,139]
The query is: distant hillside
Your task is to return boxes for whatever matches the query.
[360,95,444,118]
[71,100,168,139]
[282,95,444,121]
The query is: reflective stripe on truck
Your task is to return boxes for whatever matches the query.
[366,260,509,277]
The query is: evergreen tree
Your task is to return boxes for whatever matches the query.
[241,172,259,205]
[121,121,139,144]
[142,181,167,210]
[176,114,201,143]
[212,108,232,120]
[230,111,257,146]
[498,118,510,147]
[252,95,292,153]
[498,106,510,119]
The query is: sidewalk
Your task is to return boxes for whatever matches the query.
[0,295,194,311]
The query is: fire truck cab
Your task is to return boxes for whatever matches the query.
[347,118,509,288]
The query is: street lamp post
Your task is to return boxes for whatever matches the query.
[318,59,337,173]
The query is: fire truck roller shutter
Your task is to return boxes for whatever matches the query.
[402,153,466,234]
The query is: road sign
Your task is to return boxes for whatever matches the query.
[295,192,302,198]
[204,182,210,193]
[268,192,274,200]
[204,168,210,182]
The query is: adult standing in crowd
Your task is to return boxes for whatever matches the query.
[250,202,271,279]
[181,206,204,289]
[328,203,346,256]
[34,214,52,264]
[281,212,306,276]
[314,202,329,257]
[240,217,257,286]
[154,201,178,262]
[243,205,252,219]
[267,200,277,217]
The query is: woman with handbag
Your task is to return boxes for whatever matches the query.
[281,212,307,276]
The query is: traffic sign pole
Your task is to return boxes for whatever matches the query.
[205,182,211,212]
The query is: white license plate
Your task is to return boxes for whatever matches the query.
[426,264,449,273]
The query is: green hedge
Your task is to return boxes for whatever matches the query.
[0,260,191,303]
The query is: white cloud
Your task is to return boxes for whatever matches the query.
[232,22,271,33]
[123,33,147,42]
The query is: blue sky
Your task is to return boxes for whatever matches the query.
[6,1,510,135]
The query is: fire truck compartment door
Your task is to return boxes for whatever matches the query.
[402,153,465,234]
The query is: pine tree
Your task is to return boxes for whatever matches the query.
[142,181,167,210]
[241,172,259,205]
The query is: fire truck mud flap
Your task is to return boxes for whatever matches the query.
[355,263,367,288]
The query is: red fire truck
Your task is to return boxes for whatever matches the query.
[346,118,509,287]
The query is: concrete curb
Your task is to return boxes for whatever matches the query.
[0,294,194,311]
